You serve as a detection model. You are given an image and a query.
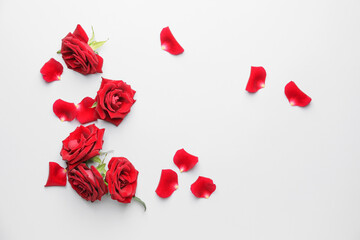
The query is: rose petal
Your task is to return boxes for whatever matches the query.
[160,27,184,55]
[190,176,216,199]
[173,148,198,172]
[53,99,77,122]
[245,66,266,93]
[40,58,63,83]
[73,24,89,43]
[155,169,178,198]
[95,55,103,73]
[45,162,67,187]
[76,97,98,124]
[284,81,312,107]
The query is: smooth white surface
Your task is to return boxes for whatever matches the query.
[1,0,360,239]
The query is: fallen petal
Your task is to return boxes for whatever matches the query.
[160,27,184,55]
[53,99,77,122]
[45,162,67,187]
[76,97,98,124]
[190,176,216,199]
[284,81,312,107]
[173,148,198,172]
[245,66,266,93]
[155,169,178,198]
[40,58,63,83]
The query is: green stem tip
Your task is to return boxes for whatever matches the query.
[133,196,146,211]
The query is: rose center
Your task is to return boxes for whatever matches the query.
[111,94,123,109]
[120,179,128,189]
[112,95,119,103]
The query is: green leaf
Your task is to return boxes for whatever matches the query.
[89,156,102,164]
[96,163,105,171]
[88,26,95,44]
[133,196,147,211]
[96,163,107,178]
[91,101,97,108]
[57,50,61,54]
[89,39,108,51]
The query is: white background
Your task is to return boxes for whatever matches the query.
[1,0,360,239]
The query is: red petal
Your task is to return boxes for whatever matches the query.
[284,81,312,107]
[45,162,67,187]
[73,24,89,43]
[40,58,63,83]
[155,169,178,198]
[173,148,198,172]
[53,99,77,122]
[190,176,216,199]
[76,97,98,124]
[160,27,184,55]
[96,55,103,73]
[245,66,266,93]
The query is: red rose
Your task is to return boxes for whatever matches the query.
[61,24,103,75]
[68,163,108,202]
[95,77,136,126]
[105,157,138,203]
[60,124,104,170]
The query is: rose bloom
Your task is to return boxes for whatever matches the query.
[60,124,104,170]
[95,77,136,126]
[68,163,108,202]
[105,157,138,203]
[61,24,103,75]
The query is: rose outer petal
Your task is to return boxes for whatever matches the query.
[95,55,103,73]
[76,97,98,124]
[190,176,216,199]
[45,162,67,187]
[160,27,184,55]
[40,58,63,83]
[155,169,178,198]
[73,24,89,43]
[284,81,312,107]
[173,148,198,172]
[53,99,77,122]
[245,66,266,93]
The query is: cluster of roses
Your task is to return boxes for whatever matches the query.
[45,125,141,206]
[43,25,145,209]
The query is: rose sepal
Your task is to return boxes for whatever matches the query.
[88,153,108,178]
[88,26,108,52]
[91,101,98,108]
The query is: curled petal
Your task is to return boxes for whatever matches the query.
[45,162,67,187]
[76,97,98,124]
[53,99,77,122]
[245,66,266,93]
[95,55,104,73]
[160,27,184,55]
[190,176,216,199]
[40,58,63,83]
[73,24,89,43]
[173,148,198,172]
[284,81,312,107]
[155,169,178,198]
